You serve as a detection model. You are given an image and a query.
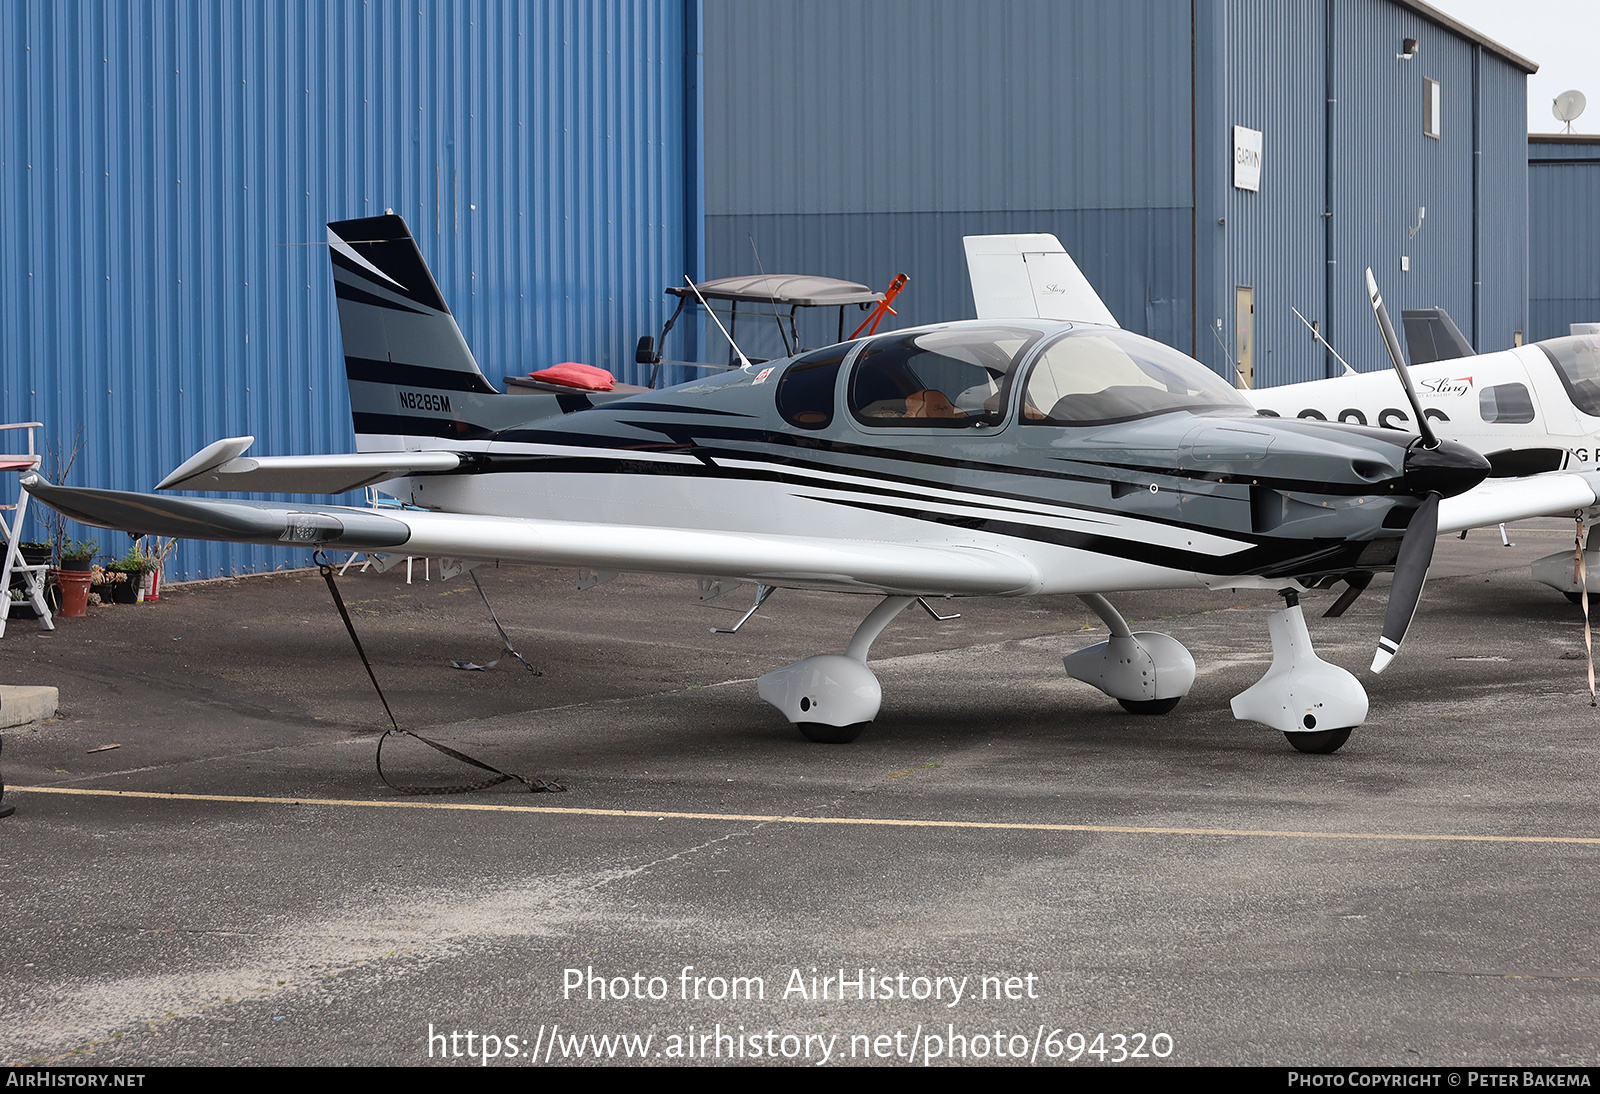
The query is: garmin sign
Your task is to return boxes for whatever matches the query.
[1233,125,1263,192]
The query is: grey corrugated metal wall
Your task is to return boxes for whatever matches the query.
[1327,0,1478,376]
[0,0,697,579]
[702,0,1195,363]
[1194,0,1529,387]
[1202,0,1329,386]
[707,0,1529,389]
[1528,137,1600,341]
[1475,53,1531,351]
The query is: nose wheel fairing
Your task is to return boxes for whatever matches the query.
[1231,599,1368,743]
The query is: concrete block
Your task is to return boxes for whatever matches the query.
[0,685,59,728]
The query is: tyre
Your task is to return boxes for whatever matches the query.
[1284,727,1353,754]
[797,722,869,744]
[1116,696,1181,715]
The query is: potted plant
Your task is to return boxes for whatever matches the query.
[105,546,149,604]
[59,539,97,569]
[4,541,51,595]
[133,536,176,601]
[51,539,98,618]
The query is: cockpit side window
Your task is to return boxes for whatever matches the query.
[776,347,848,430]
[848,326,1040,428]
[1019,329,1248,425]
[1538,335,1600,418]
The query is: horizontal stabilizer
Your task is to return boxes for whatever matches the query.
[156,437,462,494]
[964,234,1118,327]
[22,479,1041,597]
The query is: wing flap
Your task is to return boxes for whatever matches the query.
[22,479,1039,596]
[156,436,462,494]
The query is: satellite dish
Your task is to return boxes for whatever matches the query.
[1553,90,1587,132]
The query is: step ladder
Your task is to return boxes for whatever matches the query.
[1,423,55,638]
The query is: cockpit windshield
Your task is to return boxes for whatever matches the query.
[1538,335,1600,418]
[1019,329,1248,425]
[849,325,1042,427]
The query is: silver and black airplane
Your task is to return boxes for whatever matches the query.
[24,216,1592,754]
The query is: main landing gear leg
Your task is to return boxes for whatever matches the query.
[1064,594,1196,715]
[1230,590,1367,754]
[758,595,915,743]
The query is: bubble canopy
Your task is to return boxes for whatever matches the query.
[841,323,1247,428]
[1019,328,1250,425]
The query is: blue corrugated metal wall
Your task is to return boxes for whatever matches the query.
[702,0,1195,359]
[1529,137,1600,341]
[0,0,696,579]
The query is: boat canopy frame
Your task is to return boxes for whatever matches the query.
[638,274,887,387]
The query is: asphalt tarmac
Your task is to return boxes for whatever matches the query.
[2,520,1598,1067]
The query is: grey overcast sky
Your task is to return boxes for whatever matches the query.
[1427,0,1599,133]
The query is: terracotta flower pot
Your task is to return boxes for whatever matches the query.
[51,568,93,617]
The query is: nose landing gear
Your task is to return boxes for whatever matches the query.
[1231,590,1366,754]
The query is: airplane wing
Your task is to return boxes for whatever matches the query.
[1436,471,1600,535]
[963,234,1119,326]
[155,436,463,494]
[20,477,1040,597]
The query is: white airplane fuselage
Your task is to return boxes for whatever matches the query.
[1245,342,1600,476]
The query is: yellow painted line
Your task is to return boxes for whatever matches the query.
[12,784,1600,846]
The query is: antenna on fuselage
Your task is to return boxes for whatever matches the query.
[685,275,754,370]
[1290,305,1359,376]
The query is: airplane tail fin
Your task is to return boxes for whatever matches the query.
[326,214,499,451]
[963,234,1119,327]
[1400,307,1475,364]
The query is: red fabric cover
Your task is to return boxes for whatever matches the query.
[528,362,616,391]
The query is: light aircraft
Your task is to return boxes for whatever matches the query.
[969,234,1600,604]
[1237,306,1600,602]
[21,220,1599,755]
